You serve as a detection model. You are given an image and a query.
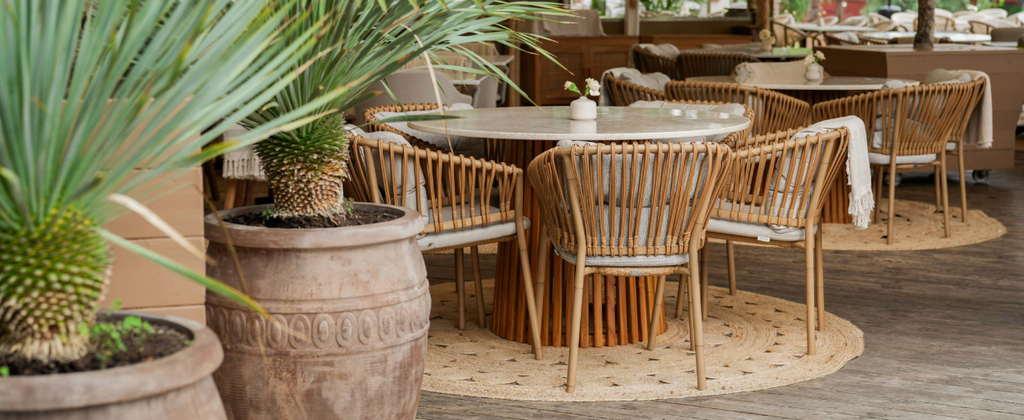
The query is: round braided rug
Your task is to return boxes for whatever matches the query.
[423,279,863,402]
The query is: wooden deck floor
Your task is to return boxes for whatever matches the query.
[417,141,1024,419]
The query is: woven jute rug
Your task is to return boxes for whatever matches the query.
[439,199,1004,254]
[422,280,864,402]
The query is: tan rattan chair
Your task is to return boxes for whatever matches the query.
[813,83,975,244]
[605,74,667,106]
[665,80,811,136]
[677,51,762,79]
[364,103,447,151]
[943,77,987,224]
[702,127,850,356]
[347,134,543,359]
[772,21,809,47]
[528,141,733,392]
[632,46,685,80]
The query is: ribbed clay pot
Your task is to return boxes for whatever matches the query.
[0,312,226,420]
[204,203,430,420]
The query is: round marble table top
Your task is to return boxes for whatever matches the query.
[791,24,876,32]
[407,106,751,141]
[861,31,991,43]
[688,75,918,91]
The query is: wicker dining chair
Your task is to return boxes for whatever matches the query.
[632,46,685,80]
[677,51,762,79]
[605,74,667,106]
[943,77,988,224]
[364,103,447,151]
[665,80,811,136]
[812,83,975,244]
[528,141,733,392]
[347,133,544,359]
[702,127,850,356]
[772,21,809,47]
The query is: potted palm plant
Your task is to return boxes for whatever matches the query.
[0,1,346,418]
[204,1,562,419]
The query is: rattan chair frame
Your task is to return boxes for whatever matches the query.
[812,83,975,244]
[632,46,685,80]
[347,135,543,360]
[943,77,987,224]
[528,141,733,393]
[664,80,811,136]
[605,74,667,106]
[676,51,762,79]
[703,128,849,356]
[363,103,448,152]
[772,21,810,47]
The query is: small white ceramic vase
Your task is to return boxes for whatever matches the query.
[760,39,773,52]
[570,96,597,121]
[804,63,824,83]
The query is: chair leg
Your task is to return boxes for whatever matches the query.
[886,165,897,245]
[470,246,486,329]
[726,241,737,295]
[700,249,708,321]
[566,261,588,393]
[688,247,706,390]
[815,221,825,331]
[872,167,883,224]
[934,165,943,212]
[941,159,952,238]
[647,275,667,350]
[454,249,466,330]
[535,224,552,350]
[517,235,543,361]
[223,179,239,210]
[676,270,688,319]
[804,236,817,356]
[957,150,968,223]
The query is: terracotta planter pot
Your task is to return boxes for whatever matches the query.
[204,203,430,420]
[0,312,226,420]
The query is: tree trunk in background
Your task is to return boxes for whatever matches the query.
[915,0,935,51]
[807,0,822,22]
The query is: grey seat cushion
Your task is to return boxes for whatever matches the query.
[554,246,690,267]
[418,205,528,251]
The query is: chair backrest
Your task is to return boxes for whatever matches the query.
[869,12,892,24]
[352,70,471,125]
[811,83,975,157]
[605,74,667,106]
[664,80,810,136]
[772,21,808,46]
[712,127,849,229]
[821,17,840,25]
[363,103,446,151]
[528,142,732,260]
[677,51,762,79]
[840,16,870,26]
[349,135,518,234]
[978,8,1009,19]
[773,14,796,25]
[632,47,685,80]
[947,77,987,146]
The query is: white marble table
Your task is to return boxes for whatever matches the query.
[687,75,916,91]
[409,106,749,348]
[409,106,751,141]
[860,31,992,43]
[792,23,876,33]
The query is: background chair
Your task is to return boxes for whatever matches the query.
[812,83,975,244]
[665,80,811,136]
[840,16,870,26]
[941,77,988,225]
[632,46,685,80]
[353,70,472,125]
[772,21,809,47]
[347,133,543,360]
[677,51,762,79]
[605,74,667,106]
[528,141,732,393]
[706,126,850,356]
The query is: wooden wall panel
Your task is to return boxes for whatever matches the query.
[520,36,639,105]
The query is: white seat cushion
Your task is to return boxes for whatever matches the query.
[707,217,814,242]
[643,43,680,59]
[554,247,690,268]
[868,152,937,165]
[418,205,528,251]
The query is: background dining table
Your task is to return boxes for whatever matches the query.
[410,106,750,348]
[860,31,992,44]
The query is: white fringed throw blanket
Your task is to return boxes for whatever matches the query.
[222,124,266,181]
[734,61,810,85]
[796,116,874,229]
[922,69,993,149]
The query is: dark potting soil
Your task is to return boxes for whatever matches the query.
[0,316,190,376]
[227,207,399,229]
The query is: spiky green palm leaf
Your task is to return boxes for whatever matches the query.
[244,0,565,222]
[0,0,345,363]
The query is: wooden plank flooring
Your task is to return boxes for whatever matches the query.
[417,138,1024,419]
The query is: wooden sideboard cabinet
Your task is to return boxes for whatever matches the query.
[520,36,639,105]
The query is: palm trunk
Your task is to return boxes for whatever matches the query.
[915,0,935,51]
[256,115,351,223]
[0,212,111,363]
